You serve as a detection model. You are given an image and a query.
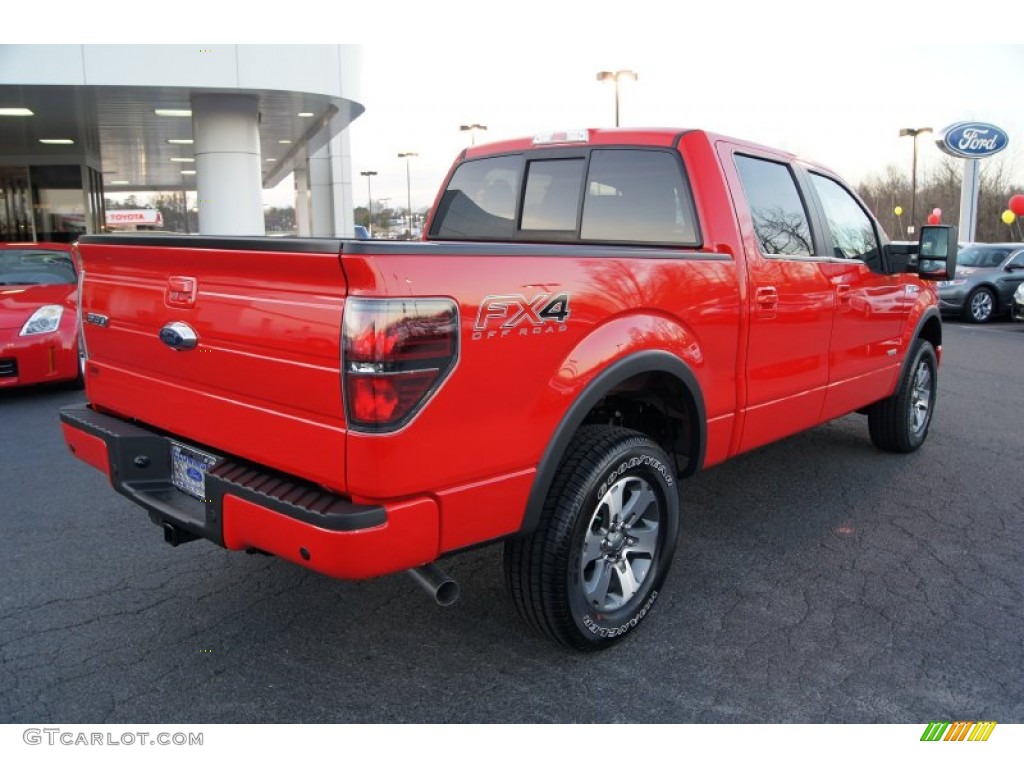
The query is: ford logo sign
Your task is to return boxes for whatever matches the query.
[936,122,1009,159]
[159,321,199,351]
[186,467,203,482]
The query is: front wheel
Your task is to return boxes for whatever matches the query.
[867,339,938,453]
[504,426,679,651]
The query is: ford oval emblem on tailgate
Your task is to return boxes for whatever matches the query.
[159,321,199,350]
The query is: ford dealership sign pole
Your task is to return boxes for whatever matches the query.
[935,122,1010,242]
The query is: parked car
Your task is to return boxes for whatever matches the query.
[0,242,82,388]
[937,243,1024,323]
[1013,283,1024,323]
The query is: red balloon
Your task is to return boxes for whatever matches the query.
[927,213,941,225]
[1010,194,1024,217]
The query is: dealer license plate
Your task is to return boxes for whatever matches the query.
[170,442,220,500]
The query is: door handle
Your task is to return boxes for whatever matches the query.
[754,286,778,309]
[836,284,852,305]
[754,286,778,319]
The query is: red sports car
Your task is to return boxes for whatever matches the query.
[0,242,82,388]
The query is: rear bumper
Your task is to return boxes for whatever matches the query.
[58,405,440,579]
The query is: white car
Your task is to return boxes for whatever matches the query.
[1013,282,1024,323]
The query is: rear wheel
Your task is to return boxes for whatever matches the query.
[868,339,937,453]
[963,287,995,323]
[504,426,679,651]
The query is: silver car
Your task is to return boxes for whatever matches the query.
[938,243,1024,323]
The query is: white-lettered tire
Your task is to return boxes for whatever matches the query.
[504,426,679,651]
[867,339,938,453]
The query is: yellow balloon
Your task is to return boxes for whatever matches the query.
[894,206,903,216]
[1003,210,1016,225]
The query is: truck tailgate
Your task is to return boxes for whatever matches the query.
[76,236,349,492]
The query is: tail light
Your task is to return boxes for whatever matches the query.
[342,298,459,432]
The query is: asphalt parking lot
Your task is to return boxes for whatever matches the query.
[1,320,1021,724]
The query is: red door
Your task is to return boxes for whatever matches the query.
[722,147,836,453]
[806,172,905,419]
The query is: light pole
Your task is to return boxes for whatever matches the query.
[596,69,638,127]
[460,123,487,146]
[899,127,932,236]
[398,152,418,238]
[359,170,377,235]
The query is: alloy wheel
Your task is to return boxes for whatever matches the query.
[971,291,994,322]
[579,476,661,612]
[910,361,933,434]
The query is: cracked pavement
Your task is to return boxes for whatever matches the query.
[1,321,1021,723]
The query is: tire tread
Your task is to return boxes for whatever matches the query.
[868,339,936,453]
[504,425,674,649]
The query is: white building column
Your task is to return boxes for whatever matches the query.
[191,94,265,236]
[293,166,311,237]
[308,143,333,237]
[328,131,356,237]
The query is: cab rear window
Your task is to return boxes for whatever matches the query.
[581,150,699,244]
[430,149,700,246]
[429,155,520,239]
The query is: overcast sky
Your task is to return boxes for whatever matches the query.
[329,41,1024,215]
[26,1,1024,219]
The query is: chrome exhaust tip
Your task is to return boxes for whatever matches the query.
[407,563,460,606]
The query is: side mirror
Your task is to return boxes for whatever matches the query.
[885,241,917,273]
[917,225,958,281]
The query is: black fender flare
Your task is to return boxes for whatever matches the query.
[904,305,942,368]
[518,350,706,535]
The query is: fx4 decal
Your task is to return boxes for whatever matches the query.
[473,293,571,340]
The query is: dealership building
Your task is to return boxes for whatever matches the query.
[0,45,364,241]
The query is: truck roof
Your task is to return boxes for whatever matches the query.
[461,127,834,176]
[462,127,793,154]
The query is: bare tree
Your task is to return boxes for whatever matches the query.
[751,206,813,255]
[859,158,1023,243]
[857,165,910,239]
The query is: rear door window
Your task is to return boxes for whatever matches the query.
[734,154,813,257]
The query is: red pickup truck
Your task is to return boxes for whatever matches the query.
[60,128,957,650]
